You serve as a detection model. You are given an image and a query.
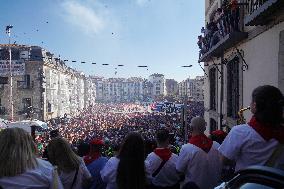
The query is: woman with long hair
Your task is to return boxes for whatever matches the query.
[0,128,63,189]
[48,137,92,189]
[219,85,284,172]
[101,132,148,189]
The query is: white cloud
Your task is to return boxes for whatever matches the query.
[61,1,105,36]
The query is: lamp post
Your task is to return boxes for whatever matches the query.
[6,25,13,121]
[180,65,192,143]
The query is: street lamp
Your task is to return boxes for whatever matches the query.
[6,25,14,121]
[180,65,193,143]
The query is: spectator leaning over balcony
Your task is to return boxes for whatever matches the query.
[176,117,222,189]
[48,137,93,189]
[208,17,220,48]
[145,128,180,189]
[214,8,225,37]
[219,85,284,172]
[221,0,230,34]
[0,128,64,189]
[198,35,206,59]
[229,0,240,31]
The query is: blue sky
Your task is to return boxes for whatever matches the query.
[0,0,205,82]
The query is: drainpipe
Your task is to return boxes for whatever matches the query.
[220,54,224,130]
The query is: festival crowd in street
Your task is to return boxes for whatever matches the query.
[0,85,283,189]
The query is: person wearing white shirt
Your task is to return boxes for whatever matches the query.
[0,128,63,189]
[219,85,284,172]
[145,129,180,189]
[176,117,222,189]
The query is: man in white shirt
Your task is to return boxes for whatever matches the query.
[176,117,222,189]
[218,85,284,172]
[145,129,180,188]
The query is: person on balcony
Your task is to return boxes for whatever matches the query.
[229,0,240,32]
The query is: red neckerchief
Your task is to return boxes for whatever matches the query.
[83,152,101,166]
[248,116,284,143]
[154,148,172,161]
[189,134,213,153]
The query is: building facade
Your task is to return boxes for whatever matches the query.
[178,76,204,102]
[200,0,284,133]
[148,73,166,99]
[165,79,178,96]
[0,45,96,121]
[91,76,144,103]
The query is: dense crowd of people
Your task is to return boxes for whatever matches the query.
[42,102,204,157]
[0,85,283,189]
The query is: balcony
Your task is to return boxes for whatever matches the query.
[199,32,248,62]
[198,2,249,63]
[244,0,284,26]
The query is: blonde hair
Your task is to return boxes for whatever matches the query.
[0,128,38,177]
[48,137,80,173]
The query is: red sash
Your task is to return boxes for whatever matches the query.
[189,134,213,153]
[154,148,172,161]
[248,116,284,144]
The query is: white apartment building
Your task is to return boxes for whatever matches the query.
[148,73,166,99]
[91,76,144,103]
[200,0,284,133]
[178,76,205,102]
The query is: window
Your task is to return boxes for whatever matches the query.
[209,68,217,110]
[47,102,53,112]
[0,98,4,115]
[210,118,217,132]
[227,57,239,118]
[17,74,31,89]
[22,98,32,110]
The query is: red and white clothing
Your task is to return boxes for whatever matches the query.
[219,121,284,172]
[145,148,180,187]
[176,136,222,189]
[0,158,64,189]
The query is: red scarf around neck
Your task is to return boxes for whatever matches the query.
[154,148,172,161]
[84,152,101,166]
[189,134,213,153]
[248,116,284,143]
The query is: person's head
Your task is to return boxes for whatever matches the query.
[210,130,227,144]
[49,129,60,139]
[155,129,170,147]
[77,142,90,157]
[250,85,283,125]
[47,137,80,173]
[117,132,145,189]
[190,116,206,135]
[0,128,38,177]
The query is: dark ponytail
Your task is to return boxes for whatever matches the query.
[252,85,283,126]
